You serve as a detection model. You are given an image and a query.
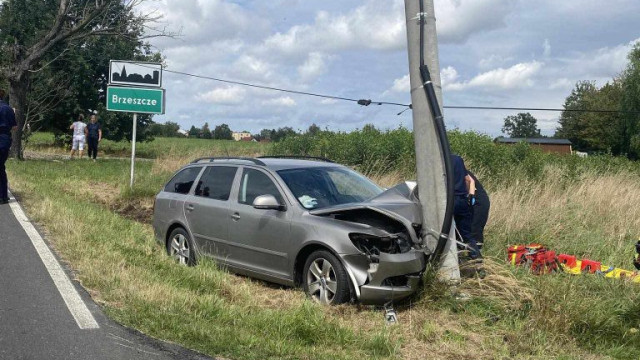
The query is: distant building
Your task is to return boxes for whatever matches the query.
[232,131,252,141]
[494,137,572,154]
[177,129,189,137]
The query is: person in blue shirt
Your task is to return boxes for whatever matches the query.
[451,154,482,260]
[0,89,17,204]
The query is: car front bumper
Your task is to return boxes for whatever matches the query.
[343,249,426,305]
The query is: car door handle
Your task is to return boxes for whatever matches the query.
[231,212,240,221]
[186,204,195,212]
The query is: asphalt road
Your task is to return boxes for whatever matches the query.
[0,197,212,360]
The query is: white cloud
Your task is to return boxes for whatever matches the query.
[436,0,515,43]
[262,96,297,107]
[549,78,573,90]
[389,74,410,93]
[320,98,338,105]
[560,38,639,80]
[197,86,247,105]
[298,52,332,82]
[543,39,551,57]
[478,54,514,70]
[262,1,406,55]
[441,66,459,86]
[232,55,275,82]
[445,61,543,91]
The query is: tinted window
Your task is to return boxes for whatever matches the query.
[164,167,202,194]
[195,166,238,200]
[238,168,283,205]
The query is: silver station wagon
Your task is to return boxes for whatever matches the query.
[153,157,426,305]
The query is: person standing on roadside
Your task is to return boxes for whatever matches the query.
[86,114,102,161]
[0,89,17,204]
[451,154,482,260]
[69,114,87,159]
[468,171,490,249]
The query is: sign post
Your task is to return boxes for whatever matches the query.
[106,60,164,188]
[130,113,137,188]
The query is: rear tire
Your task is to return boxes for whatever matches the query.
[303,250,351,305]
[167,228,196,266]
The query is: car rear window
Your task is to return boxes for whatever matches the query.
[164,167,202,194]
[194,166,238,200]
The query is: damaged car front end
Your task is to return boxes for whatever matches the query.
[305,182,428,305]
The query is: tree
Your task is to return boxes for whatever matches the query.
[0,0,166,158]
[260,128,274,141]
[188,125,200,137]
[149,121,180,137]
[272,127,297,142]
[307,123,320,135]
[621,43,640,158]
[201,122,212,139]
[213,123,232,140]
[502,112,542,138]
[555,81,599,150]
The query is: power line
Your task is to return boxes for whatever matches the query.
[442,105,638,114]
[158,67,408,107]
[144,65,638,115]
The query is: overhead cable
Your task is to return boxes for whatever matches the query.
[142,65,638,115]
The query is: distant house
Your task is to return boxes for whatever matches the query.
[494,137,572,154]
[240,136,255,142]
[232,131,252,141]
[177,129,189,137]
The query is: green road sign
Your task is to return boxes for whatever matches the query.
[106,86,165,114]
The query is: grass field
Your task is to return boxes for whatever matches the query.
[26,132,269,159]
[5,132,640,359]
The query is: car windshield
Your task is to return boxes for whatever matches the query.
[277,166,383,210]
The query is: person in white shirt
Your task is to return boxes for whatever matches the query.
[69,114,88,159]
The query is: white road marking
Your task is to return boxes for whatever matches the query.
[7,192,100,329]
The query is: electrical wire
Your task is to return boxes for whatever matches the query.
[137,65,638,115]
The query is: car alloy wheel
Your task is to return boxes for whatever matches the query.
[303,250,350,305]
[167,228,195,266]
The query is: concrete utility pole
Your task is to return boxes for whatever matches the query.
[404,0,460,280]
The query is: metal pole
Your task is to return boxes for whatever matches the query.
[130,113,137,188]
[404,0,459,281]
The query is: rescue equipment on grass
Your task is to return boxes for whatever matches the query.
[507,243,640,283]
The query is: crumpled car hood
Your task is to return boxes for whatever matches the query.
[309,181,423,245]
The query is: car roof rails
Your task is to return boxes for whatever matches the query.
[190,157,266,166]
[258,155,335,163]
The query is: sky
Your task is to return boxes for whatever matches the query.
[136,0,640,137]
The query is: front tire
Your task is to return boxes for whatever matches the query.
[303,250,350,305]
[167,228,196,266]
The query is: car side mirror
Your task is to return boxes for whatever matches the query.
[253,194,286,211]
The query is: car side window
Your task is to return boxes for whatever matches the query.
[238,168,283,205]
[194,166,237,200]
[164,167,202,194]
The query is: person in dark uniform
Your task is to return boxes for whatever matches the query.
[0,89,17,204]
[86,114,102,161]
[451,154,481,259]
[468,171,490,249]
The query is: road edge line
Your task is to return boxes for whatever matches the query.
[7,192,100,330]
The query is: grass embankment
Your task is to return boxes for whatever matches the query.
[6,131,640,359]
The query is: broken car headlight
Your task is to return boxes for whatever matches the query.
[349,232,412,257]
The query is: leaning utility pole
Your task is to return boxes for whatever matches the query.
[404,0,460,280]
